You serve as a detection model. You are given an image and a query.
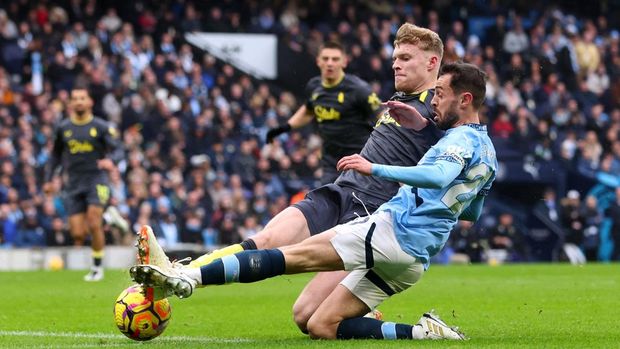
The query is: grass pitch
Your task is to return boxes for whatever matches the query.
[0,263,618,348]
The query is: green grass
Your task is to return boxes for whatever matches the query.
[0,264,618,348]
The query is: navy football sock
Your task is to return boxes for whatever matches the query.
[336,317,414,339]
[200,249,285,285]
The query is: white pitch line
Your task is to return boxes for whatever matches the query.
[25,344,129,349]
[0,330,251,343]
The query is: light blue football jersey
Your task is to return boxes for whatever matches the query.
[377,124,497,269]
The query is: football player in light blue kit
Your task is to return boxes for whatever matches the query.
[131,62,497,341]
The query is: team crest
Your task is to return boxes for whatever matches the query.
[64,130,72,138]
[337,92,344,103]
[90,127,97,137]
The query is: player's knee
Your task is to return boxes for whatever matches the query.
[87,219,101,232]
[306,316,336,340]
[292,301,312,334]
[250,230,274,249]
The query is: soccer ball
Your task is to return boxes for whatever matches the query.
[113,285,171,341]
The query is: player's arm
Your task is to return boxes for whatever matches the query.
[357,82,382,120]
[458,195,485,221]
[98,123,124,171]
[337,154,463,189]
[459,174,494,221]
[266,105,314,143]
[371,160,463,189]
[43,126,64,193]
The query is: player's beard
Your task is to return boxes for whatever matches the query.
[436,101,460,130]
[74,107,87,117]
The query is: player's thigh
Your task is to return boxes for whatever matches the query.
[306,283,370,339]
[293,270,349,328]
[251,206,311,249]
[86,204,105,229]
[68,213,86,236]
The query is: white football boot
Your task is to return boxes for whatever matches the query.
[130,264,197,299]
[416,310,466,340]
[136,225,172,269]
[132,225,196,299]
[83,266,104,282]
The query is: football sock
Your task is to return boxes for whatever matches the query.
[92,250,104,267]
[336,317,417,339]
[240,239,257,250]
[188,244,244,268]
[199,249,285,285]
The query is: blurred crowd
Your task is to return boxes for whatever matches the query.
[0,0,619,262]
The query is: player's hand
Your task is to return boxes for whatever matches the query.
[97,158,116,171]
[337,154,373,176]
[382,101,429,130]
[266,124,292,143]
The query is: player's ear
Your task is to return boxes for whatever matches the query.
[428,55,438,71]
[460,92,473,107]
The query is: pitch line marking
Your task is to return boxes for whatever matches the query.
[0,330,252,343]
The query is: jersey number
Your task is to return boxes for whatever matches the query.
[441,163,492,215]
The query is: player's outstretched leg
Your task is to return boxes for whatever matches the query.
[335,310,465,340]
[131,249,287,299]
[187,243,247,268]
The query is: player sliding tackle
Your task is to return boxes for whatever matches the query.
[131,62,497,340]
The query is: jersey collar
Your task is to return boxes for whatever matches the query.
[463,123,487,131]
[392,89,434,103]
[321,73,345,88]
[70,114,94,125]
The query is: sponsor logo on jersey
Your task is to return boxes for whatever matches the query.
[314,105,341,122]
[375,110,400,127]
[68,140,94,154]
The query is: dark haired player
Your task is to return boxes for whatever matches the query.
[44,87,124,281]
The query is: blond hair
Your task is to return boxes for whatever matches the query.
[394,23,443,59]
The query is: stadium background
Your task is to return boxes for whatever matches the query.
[0,0,619,266]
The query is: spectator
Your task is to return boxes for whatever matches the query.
[605,187,620,261]
[559,190,587,264]
[581,195,602,261]
[448,220,484,264]
[530,188,563,261]
[487,212,527,262]
[46,217,73,246]
[502,16,529,55]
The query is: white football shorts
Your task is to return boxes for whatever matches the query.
[330,211,424,309]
